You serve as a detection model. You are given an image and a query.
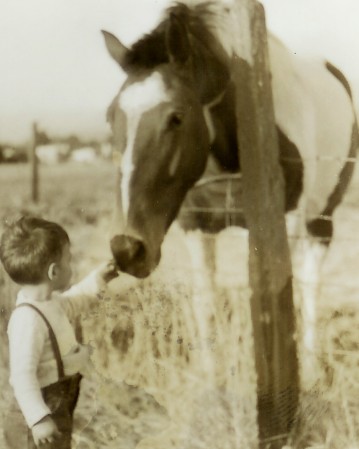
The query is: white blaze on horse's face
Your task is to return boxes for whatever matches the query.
[119,72,170,221]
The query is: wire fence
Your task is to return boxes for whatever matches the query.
[178,152,359,367]
[181,153,359,240]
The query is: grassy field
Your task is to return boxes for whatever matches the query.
[1,161,359,449]
[0,161,116,226]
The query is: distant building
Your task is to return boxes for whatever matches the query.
[70,146,97,163]
[100,142,112,159]
[36,143,70,164]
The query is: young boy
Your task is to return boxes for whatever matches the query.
[0,215,120,448]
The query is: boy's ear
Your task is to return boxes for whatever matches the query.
[47,263,57,281]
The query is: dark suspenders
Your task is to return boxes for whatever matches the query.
[16,303,65,380]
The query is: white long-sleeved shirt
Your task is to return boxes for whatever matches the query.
[7,269,105,428]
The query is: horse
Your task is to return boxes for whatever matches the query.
[102,1,358,283]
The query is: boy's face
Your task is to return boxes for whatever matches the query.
[52,243,72,291]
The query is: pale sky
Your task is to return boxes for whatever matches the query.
[1,0,359,144]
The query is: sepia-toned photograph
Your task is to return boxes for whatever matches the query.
[1,1,359,448]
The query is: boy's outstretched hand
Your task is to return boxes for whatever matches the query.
[97,259,140,294]
[99,260,120,283]
[32,415,61,446]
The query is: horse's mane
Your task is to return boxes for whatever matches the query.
[123,1,233,71]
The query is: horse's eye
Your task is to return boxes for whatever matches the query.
[168,112,183,129]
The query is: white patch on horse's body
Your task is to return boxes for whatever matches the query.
[119,72,170,220]
[268,35,354,218]
[295,238,328,388]
[182,230,216,376]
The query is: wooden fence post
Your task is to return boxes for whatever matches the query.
[232,1,299,447]
[30,122,39,203]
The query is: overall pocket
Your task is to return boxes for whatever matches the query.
[42,379,67,414]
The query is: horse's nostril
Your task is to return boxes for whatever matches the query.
[111,235,145,269]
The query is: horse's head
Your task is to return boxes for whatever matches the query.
[103,4,231,277]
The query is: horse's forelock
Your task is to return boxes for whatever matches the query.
[123,1,234,73]
[123,27,169,71]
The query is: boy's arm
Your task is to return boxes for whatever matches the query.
[8,308,52,428]
[60,261,119,320]
[61,261,141,320]
[63,264,108,297]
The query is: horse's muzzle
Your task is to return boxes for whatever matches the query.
[110,234,155,278]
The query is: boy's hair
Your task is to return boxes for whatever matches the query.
[0,216,70,285]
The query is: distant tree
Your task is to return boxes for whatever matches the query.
[66,135,81,150]
[35,129,51,145]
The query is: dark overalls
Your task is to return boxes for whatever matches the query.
[4,303,82,449]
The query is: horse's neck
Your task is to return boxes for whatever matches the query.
[207,83,240,172]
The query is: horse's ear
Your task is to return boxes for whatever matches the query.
[165,12,191,65]
[101,30,128,69]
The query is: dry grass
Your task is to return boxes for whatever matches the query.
[1,161,359,449]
